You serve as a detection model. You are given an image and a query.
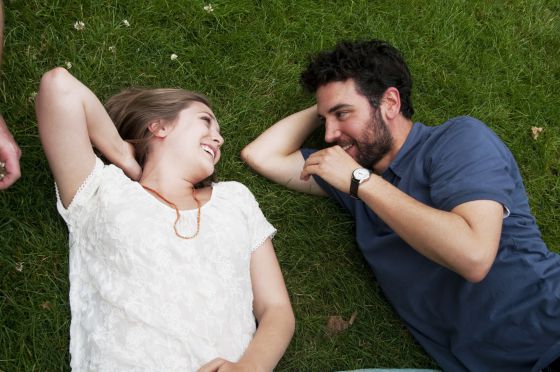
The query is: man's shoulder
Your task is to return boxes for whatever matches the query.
[426,116,499,149]
[434,116,491,135]
[406,116,511,176]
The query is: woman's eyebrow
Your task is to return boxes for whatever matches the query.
[201,111,221,131]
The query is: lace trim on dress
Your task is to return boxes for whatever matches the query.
[251,228,277,253]
[56,157,103,212]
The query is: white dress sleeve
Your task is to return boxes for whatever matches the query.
[234,182,276,252]
[55,156,105,227]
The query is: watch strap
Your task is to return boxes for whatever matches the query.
[350,177,360,198]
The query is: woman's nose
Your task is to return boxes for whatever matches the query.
[213,132,224,147]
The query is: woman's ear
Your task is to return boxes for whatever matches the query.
[147,120,168,138]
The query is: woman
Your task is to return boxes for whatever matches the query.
[37,67,295,371]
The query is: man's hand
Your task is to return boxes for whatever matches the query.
[198,357,261,372]
[0,115,22,189]
[300,145,361,194]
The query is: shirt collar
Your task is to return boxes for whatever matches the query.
[383,122,430,178]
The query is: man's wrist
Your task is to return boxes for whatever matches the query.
[350,167,371,199]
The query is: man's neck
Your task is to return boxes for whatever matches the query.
[372,117,414,174]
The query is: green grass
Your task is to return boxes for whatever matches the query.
[1,0,558,370]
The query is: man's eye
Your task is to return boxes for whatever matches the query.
[336,111,348,119]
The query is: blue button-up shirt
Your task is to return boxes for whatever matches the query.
[302,116,560,371]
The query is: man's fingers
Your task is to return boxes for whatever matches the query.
[300,159,321,180]
[5,151,21,174]
[0,152,21,189]
[0,172,20,189]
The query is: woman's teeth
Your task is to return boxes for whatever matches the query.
[201,145,215,159]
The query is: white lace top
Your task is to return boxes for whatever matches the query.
[56,157,276,371]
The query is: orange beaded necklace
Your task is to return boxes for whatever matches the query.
[141,184,201,239]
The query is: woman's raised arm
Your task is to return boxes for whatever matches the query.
[36,68,141,207]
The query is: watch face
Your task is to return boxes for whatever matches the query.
[353,168,370,181]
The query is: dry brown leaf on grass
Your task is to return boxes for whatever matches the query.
[326,311,357,336]
[40,301,53,310]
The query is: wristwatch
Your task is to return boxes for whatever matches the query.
[350,168,371,199]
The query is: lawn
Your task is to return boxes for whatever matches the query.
[0,0,558,371]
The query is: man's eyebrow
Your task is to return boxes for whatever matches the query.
[327,104,353,114]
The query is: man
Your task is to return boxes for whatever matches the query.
[241,39,560,371]
[0,0,22,190]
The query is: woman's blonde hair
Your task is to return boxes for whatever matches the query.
[105,88,211,168]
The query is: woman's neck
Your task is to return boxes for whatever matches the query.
[138,151,214,209]
[140,161,199,203]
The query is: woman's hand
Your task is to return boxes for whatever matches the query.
[117,141,142,181]
[198,357,262,372]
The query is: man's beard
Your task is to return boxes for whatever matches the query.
[355,109,393,169]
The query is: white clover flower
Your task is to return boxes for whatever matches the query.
[123,19,130,27]
[531,126,544,140]
[65,61,72,69]
[108,45,116,52]
[170,53,178,61]
[29,91,38,101]
[15,262,23,272]
[203,4,214,13]
[74,21,85,31]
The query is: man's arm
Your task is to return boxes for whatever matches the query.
[0,115,21,189]
[301,145,503,283]
[0,0,22,190]
[241,106,326,196]
[0,0,4,63]
[360,176,503,282]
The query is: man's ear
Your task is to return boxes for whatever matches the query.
[381,87,401,120]
[147,120,168,138]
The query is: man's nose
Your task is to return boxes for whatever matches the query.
[324,120,341,143]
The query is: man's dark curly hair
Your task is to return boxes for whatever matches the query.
[300,39,414,119]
